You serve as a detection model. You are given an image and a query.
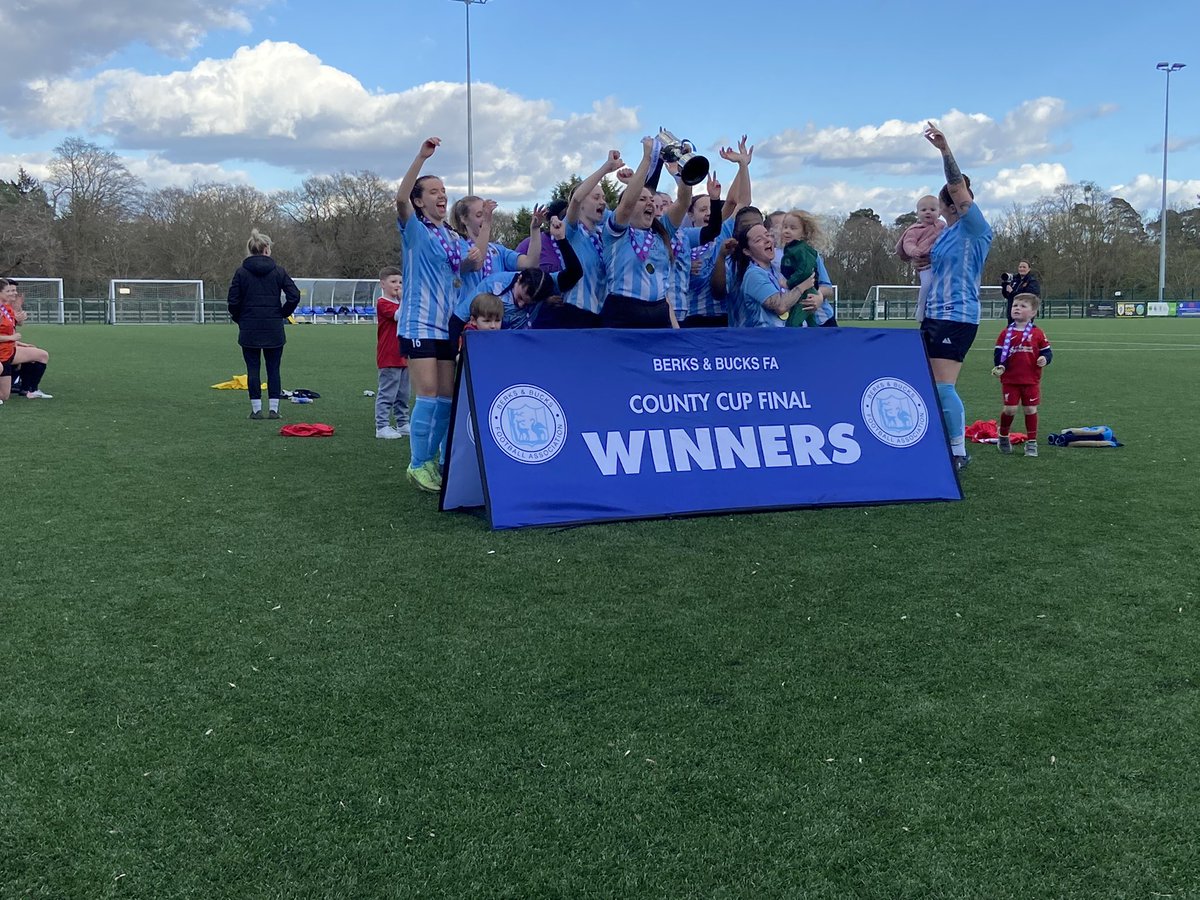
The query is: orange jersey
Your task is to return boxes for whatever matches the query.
[0,304,16,362]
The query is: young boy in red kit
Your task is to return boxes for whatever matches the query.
[374,266,410,439]
[991,293,1052,457]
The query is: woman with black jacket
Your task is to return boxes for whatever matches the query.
[227,229,301,419]
[1001,260,1041,322]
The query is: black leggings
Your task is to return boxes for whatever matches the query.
[242,346,283,400]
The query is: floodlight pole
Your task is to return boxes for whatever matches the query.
[450,0,489,196]
[1156,62,1186,303]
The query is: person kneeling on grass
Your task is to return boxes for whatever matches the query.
[0,279,52,401]
[992,293,1052,457]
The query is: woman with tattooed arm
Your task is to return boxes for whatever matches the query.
[920,123,993,473]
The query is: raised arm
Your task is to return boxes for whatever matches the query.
[550,217,584,294]
[923,123,972,214]
[710,238,735,299]
[720,135,753,218]
[664,164,693,230]
[395,137,440,225]
[568,151,623,225]
[516,204,547,269]
[614,138,656,228]
[699,174,725,244]
[462,198,496,272]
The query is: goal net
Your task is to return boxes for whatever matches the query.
[109,279,205,324]
[6,278,64,323]
[861,284,1009,321]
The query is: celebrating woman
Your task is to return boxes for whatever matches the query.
[921,123,994,472]
[728,224,817,328]
[226,230,301,420]
[447,198,546,346]
[600,138,692,328]
[395,137,488,493]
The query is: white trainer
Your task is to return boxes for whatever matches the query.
[376,426,403,439]
[25,390,53,399]
[395,422,411,436]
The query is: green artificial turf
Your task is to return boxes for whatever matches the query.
[2,320,1198,898]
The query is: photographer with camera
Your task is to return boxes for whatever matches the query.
[1000,260,1040,323]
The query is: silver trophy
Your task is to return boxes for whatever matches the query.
[656,128,709,186]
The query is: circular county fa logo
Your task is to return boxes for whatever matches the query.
[861,378,929,448]
[488,384,568,464]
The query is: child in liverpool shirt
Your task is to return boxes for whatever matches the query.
[992,293,1053,457]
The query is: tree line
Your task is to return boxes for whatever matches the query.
[2,137,1197,302]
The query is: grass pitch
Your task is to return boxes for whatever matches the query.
[3,319,1199,898]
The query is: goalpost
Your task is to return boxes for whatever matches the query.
[8,277,65,323]
[108,279,205,325]
[861,284,1009,321]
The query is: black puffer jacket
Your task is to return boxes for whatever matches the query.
[1002,271,1041,322]
[227,254,301,348]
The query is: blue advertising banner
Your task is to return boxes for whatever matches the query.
[441,328,961,529]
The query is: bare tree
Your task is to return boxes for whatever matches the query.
[46,137,144,295]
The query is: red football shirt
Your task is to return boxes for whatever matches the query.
[995,324,1050,384]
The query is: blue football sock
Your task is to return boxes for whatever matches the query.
[409,396,438,468]
[430,397,453,465]
[936,382,967,454]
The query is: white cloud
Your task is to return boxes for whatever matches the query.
[0,150,250,193]
[7,42,639,203]
[124,155,254,190]
[750,178,937,223]
[755,98,1108,175]
[983,163,1071,202]
[1108,174,1200,213]
[0,0,254,86]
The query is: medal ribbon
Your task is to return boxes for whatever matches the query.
[586,227,605,265]
[629,227,656,263]
[482,244,495,279]
[423,218,462,274]
[1000,321,1033,364]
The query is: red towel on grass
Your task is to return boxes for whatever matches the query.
[280,423,335,437]
[965,419,1027,444]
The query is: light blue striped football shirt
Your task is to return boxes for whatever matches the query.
[687,217,736,318]
[453,242,521,321]
[925,202,993,324]
[562,210,611,315]
[603,214,677,302]
[398,215,467,341]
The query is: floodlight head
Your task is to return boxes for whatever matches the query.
[1157,62,1170,69]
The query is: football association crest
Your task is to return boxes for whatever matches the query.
[861,378,928,448]
[488,384,568,464]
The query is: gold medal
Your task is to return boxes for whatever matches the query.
[645,263,655,274]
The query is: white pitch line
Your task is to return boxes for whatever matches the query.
[1049,340,1200,348]
[1053,347,1200,352]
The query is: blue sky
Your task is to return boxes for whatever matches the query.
[1,0,1196,222]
